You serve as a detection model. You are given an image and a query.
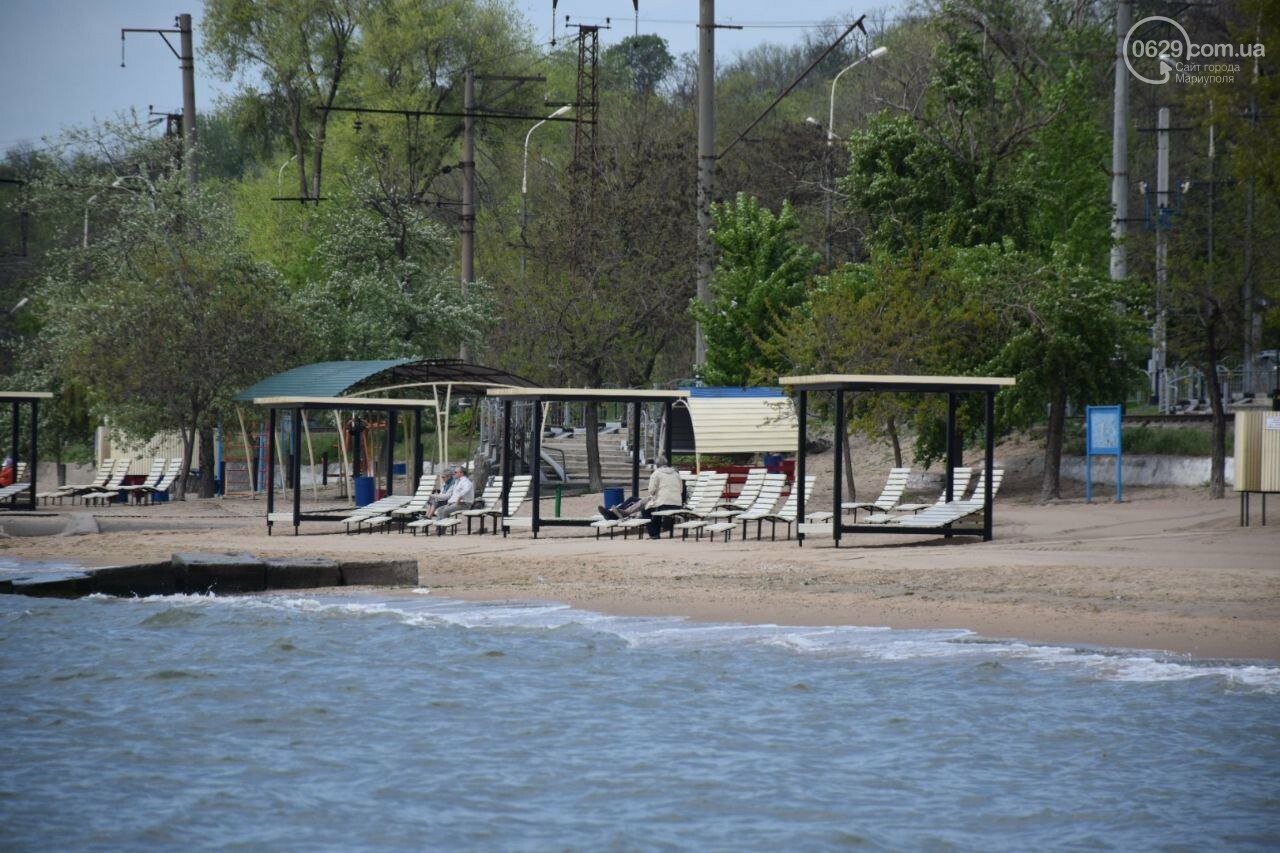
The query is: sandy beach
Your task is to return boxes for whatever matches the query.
[3,474,1277,663]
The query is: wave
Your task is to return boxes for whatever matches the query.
[102,590,1280,693]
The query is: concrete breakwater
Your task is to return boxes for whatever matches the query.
[0,553,419,599]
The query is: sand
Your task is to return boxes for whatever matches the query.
[3,478,1277,663]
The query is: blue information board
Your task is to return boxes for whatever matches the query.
[1085,405,1123,503]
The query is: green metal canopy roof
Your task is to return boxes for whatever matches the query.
[233,360,415,401]
[233,359,535,402]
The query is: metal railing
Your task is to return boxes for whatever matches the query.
[1146,361,1280,413]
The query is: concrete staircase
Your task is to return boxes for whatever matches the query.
[543,432,639,485]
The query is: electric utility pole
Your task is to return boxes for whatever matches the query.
[178,13,196,184]
[695,0,715,369]
[1154,106,1170,413]
[1110,0,1130,281]
[461,68,475,362]
[121,12,198,183]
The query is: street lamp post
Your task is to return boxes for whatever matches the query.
[522,105,573,289]
[805,116,836,267]
[819,45,888,266]
[827,46,888,147]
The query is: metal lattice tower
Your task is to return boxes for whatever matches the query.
[572,25,601,175]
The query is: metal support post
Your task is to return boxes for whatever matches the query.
[531,400,543,538]
[266,408,277,525]
[500,400,512,536]
[384,410,395,496]
[663,401,673,460]
[291,407,302,533]
[27,397,37,507]
[630,401,641,498]
[945,393,957,501]
[833,390,843,547]
[412,408,423,495]
[983,391,995,541]
[797,390,807,546]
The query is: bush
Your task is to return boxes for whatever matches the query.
[1064,424,1230,456]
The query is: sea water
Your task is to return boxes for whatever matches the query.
[1,589,1277,850]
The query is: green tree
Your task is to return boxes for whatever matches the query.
[1154,0,1280,497]
[345,0,535,202]
[298,172,491,360]
[203,0,365,199]
[769,248,1001,494]
[691,194,820,386]
[27,148,303,498]
[970,243,1147,500]
[603,35,675,98]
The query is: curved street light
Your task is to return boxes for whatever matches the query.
[521,105,573,289]
[826,45,888,147]
[523,105,573,195]
[813,45,888,267]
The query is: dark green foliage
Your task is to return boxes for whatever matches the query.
[691,194,820,386]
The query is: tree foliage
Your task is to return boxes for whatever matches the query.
[298,173,491,360]
[24,139,302,495]
[691,194,820,386]
[203,0,364,199]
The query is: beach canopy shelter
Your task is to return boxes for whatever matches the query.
[0,392,52,511]
[779,374,1015,545]
[669,387,798,466]
[485,387,690,537]
[253,396,437,535]
[235,359,535,490]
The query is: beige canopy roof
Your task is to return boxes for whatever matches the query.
[676,395,798,455]
[780,374,1016,391]
[486,387,688,401]
[0,391,54,400]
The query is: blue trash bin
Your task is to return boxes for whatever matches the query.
[602,486,625,511]
[354,475,376,507]
[763,453,784,471]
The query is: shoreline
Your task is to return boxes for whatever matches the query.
[2,489,1277,663]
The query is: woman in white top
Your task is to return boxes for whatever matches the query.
[642,456,683,539]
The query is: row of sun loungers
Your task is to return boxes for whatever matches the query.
[860,468,1003,529]
[334,464,1002,542]
[344,475,535,535]
[36,458,182,506]
[588,469,820,542]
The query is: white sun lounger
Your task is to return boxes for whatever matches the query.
[719,467,768,512]
[459,474,531,534]
[693,472,787,541]
[840,467,910,519]
[352,476,442,532]
[891,467,973,515]
[130,458,184,504]
[868,469,1004,530]
[614,471,728,539]
[82,459,133,506]
[115,458,165,503]
[39,458,114,505]
[343,495,412,533]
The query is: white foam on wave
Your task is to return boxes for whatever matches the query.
[111,590,1280,693]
